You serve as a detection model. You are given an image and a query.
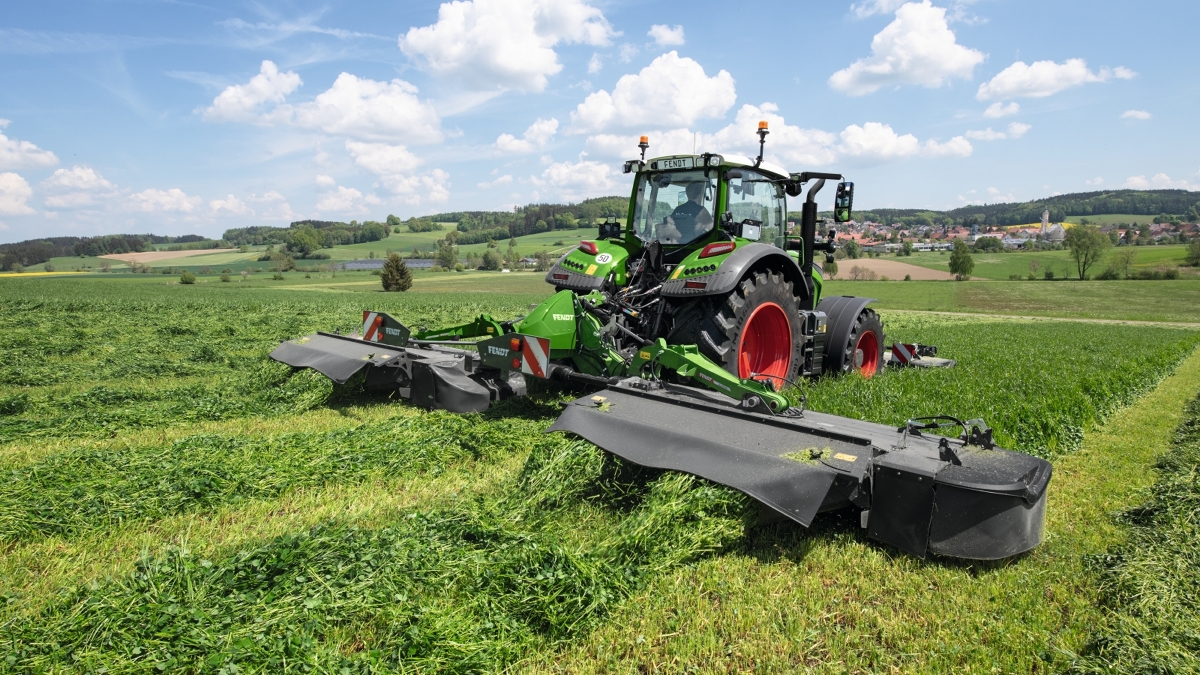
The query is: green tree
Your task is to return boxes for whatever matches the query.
[179,271,196,284]
[901,241,913,256]
[843,240,861,259]
[1111,247,1137,278]
[380,253,412,292]
[434,240,458,269]
[289,229,322,257]
[1064,224,1111,279]
[1185,238,1200,267]
[949,239,974,280]
[824,259,838,279]
[386,214,401,229]
[481,249,502,271]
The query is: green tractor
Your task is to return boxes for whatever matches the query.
[272,123,1049,561]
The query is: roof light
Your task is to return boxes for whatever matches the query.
[699,241,736,258]
[758,120,769,131]
[579,241,599,255]
[639,135,648,144]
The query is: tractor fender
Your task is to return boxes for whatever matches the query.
[817,295,879,374]
[661,243,812,300]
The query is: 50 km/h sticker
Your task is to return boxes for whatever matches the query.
[595,253,612,264]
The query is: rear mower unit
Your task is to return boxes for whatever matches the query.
[272,125,1050,560]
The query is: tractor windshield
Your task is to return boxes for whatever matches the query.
[727,170,787,247]
[631,170,717,246]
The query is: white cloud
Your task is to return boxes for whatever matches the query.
[41,165,117,208]
[1006,121,1031,138]
[1121,109,1151,120]
[495,117,559,153]
[288,74,442,143]
[619,44,638,63]
[315,185,372,214]
[209,195,253,216]
[964,121,1030,141]
[983,101,1019,118]
[977,59,1132,100]
[344,141,450,204]
[1086,177,1104,186]
[127,188,201,213]
[0,126,59,170]
[399,0,616,92]
[569,51,735,133]
[533,159,617,201]
[478,174,513,189]
[1124,173,1197,190]
[247,190,297,222]
[0,172,35,215]
[202,60,302,122]
[204,67,442,144]
[315,174,336,187]
[709,103,840,166]
[648,24,684,46]
[838,122,921,159]
[829,1,984,96]
[587,53,603,74]
[849,0,907,18]
[921,135,973,158]
[1113,67,1137,80]
[345,141,423,176]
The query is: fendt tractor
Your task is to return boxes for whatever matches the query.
[272,123,1051,561]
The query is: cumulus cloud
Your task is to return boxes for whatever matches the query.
[569,51,735,133]
[707,103,840,166]
[399,0,616,92]
[41,165,117,208]
[0,124,59,170]
[495,117,559,153]
[533,159,617,201]
[315,174,336,187]
[587,53,603,74]
[829,1,984,96]
[203,65,442,144]
[837,122,921,159]
[983,101,1019,118]
[314,185,379,214]
[247,190,297,221]
[202,60,302,122]
[1124,173,1197,190]
[478,174,513,189]
[647,24,684,46]
[964,121,1030,141]
[0,172,35,215]
[209,195,253,216]
[921,135,973,158]
[289,74,442,143]
[127,188,201,213]
[1086,177,1104,186]
[1121,109,1151,120]
[977,59,1133,100]
[344,141,450,204]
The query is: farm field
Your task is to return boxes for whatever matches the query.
[896,244,1192,281]
[0,276,1198,673]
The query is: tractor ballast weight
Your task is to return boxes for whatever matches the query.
[271,123,1049,559]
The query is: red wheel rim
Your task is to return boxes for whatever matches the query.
[737,302,792,382]
[854,328,879,378]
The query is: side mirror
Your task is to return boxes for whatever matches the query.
[598,217,622,240]
[834,182,854,223]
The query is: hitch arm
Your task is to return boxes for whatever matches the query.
[630,339,792,413]
[412,314,507,342]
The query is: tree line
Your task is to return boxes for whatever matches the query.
[0,233,226,271]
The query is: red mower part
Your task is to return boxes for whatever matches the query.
[737,301,793,382]
[854,328,880,378]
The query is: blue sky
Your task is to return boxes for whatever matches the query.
[0,0,1196,243]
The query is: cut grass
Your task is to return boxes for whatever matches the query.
[1067,393,1200,674]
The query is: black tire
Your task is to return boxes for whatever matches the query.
[827,308,884,377]
[668,270,804,385]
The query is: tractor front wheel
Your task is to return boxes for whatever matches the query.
[828,307,885,378]
[669,271,804,387]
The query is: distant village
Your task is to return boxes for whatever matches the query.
[823,210,1198,254]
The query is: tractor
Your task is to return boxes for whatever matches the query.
[271,123,1048,561]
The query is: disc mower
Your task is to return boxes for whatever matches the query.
[271,124,1050,560]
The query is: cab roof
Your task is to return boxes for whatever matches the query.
[644,153,791,182]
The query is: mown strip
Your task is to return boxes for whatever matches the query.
[0,397,559,544]
[1067,393,1200,673]
[1,442,753,673]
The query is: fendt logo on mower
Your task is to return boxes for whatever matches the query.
[552,314,573,321]
[486,346,509,357]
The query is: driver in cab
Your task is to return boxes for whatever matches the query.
[661,181,713,243]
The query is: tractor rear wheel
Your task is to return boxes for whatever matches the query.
[669,271,804,387]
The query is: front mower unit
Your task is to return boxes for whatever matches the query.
[549,383,1049,560]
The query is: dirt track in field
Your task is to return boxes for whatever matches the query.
[100,249,232,263]
[832,258,956,281]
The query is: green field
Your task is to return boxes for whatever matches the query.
[1,275,1199,673]
[896,244,1193,281]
